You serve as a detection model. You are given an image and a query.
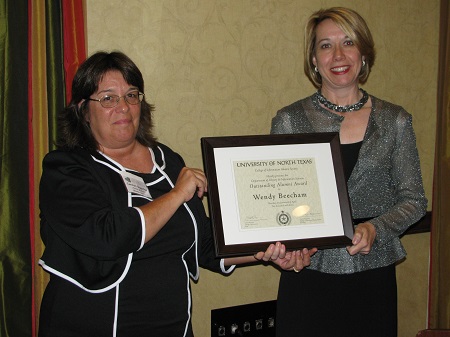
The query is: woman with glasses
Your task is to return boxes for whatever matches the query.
[270,7,427,337]
[38,51,314,337]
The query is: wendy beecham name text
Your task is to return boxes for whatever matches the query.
[232,158,324,229]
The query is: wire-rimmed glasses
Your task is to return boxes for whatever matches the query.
[88,91,144,108]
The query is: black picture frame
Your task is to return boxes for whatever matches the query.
[201,133,354,257]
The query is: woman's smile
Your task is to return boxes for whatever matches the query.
[330,65,350,74]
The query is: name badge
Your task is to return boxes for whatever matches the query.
[119,171,151,198]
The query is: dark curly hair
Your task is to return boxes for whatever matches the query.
[57,51,157,152]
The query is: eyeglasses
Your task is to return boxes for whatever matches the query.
[88,91,145,108]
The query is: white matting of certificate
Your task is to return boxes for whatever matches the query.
[214,143,344,245]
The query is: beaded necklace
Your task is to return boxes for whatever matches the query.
[315,88,369,113]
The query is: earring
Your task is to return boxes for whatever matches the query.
[314,66,319,72]
[362,60,366,67]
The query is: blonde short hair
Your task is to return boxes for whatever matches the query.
[304,7,375,88]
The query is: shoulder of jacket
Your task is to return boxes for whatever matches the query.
[43,147,93,165]
[370,95,412,123]
[278,96,311,114]
[371,96,409,115]
[153,142,185,167]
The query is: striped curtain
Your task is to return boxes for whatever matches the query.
[0,2,31,336]
[0,1,85,336]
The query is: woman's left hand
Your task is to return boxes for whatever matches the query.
[346,222,376,255]
[254,242,318,272]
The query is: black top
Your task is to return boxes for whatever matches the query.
[38,144,223,337]
[340,141,362,181]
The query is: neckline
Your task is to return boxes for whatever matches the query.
[98,147,158,174]
[341,141,363,147]
[315,88,369,113]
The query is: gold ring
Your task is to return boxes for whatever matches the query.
[293,267,300,273]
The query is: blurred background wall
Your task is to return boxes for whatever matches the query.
[85,1,439,336]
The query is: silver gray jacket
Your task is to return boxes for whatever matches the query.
[271,94,427,274]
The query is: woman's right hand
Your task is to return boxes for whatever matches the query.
[172,167,208,202]
[140,167,207,243]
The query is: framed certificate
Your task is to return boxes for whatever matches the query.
[201,133,354,257]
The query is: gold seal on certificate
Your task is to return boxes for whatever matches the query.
[277,211,291,226]
[232,158,324,230]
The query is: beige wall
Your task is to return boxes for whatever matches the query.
[85,1,439,336]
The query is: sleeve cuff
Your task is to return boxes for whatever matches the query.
[220,259,236,274]
[133,207,146,251]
